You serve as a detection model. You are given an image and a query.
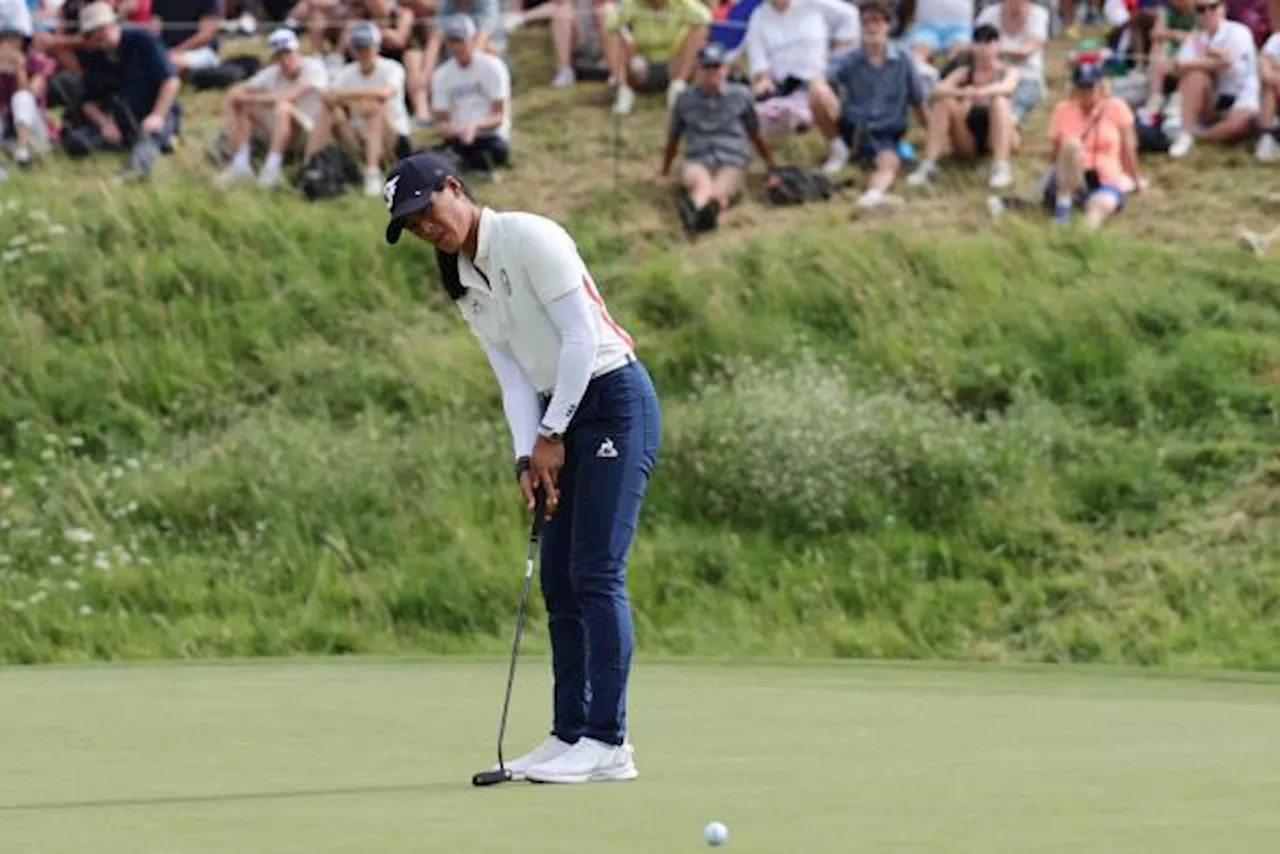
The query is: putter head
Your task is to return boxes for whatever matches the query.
[471,768,514,787]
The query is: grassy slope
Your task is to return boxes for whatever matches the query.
[2,660,1279,853]
[0,28,1278,665]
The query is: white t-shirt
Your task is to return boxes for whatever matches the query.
[246,56,330,124]
[1178,20,1260,111]
[744,0,860,82]
[335,57,412,137]
[975,3,1049,85]
[455,209,635,435]
[430,52,512,141]
[0,0,33,37]
[1262,32,1280,63]
[914,0,974,28]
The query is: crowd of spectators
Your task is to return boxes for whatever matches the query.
[0,0,1278,232]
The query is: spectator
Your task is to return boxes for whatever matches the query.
[907,23,1018,189]
[973,0,1048,124]
[742,0,860,137]
[150,0,223,73]
[62,1,181,181]
[0,18,54,176]
[504,0,611,89]
[656,41,777,232]
[904,0,973,78]
[216,27,328,188]
[1041,54,1144,229]
[303,19,411,196]
[1138,0,1196,123]
[1167,0,1259,158]
[1254,25,1279,159]
[338,0,414,62]
[604,0,711,115]
[809,0,927,209]
[407,0,502,123]
[283,0,345,65]
[0,0,33,38]
[430,14,511,172]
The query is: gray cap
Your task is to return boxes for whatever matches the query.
[349,20,382,48]
[442,14,477,41]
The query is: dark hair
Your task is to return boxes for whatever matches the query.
[973,23,1000,42]
[432,175,476,302]
[858,0,892,21]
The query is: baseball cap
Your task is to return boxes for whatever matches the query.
[79,0,118,33]
[973,23,1000,42]
[442,14,477,41]
[267,27,300,54]
[1071,58,1105,87]
[350,20,382,49]
[384,152,463,245]
[698,42,727,66]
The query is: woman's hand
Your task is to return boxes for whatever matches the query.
[528,435,564,519]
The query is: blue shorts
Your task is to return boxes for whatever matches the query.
[1042,171,1127,214]
[837,119,904,166]
[907,22,972,53]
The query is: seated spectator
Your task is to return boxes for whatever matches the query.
[215,27,328,188]
[150,0,223,73]
[430,15,511,172]
[656,41,777,233]
[1167,0,1259,158]
[604,0,710,115]
[809,0,927,209]
[407,0,502,124]
[1255,27,1280,159]
[338,0,414,62]
[742,0,860,137]
[62,1,181,181]
[1139,0,1196,123]
[303,20,411,196]
[0,18,55,175]
[904,0,974,80]
[283,0,346,66]
[973,0,1047,124]
[504,0,612,89]
[907,23,1017,189]
[1041,54,1144,229]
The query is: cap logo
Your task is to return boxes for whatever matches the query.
[383,174,400,212]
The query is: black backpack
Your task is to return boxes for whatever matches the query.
[296,144,363,201]
[764,166,848,206]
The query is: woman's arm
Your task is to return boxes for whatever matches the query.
[540,286,600,436]
[482,342,543,459]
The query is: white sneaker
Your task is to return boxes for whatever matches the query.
[613,85,635,116]
[363,169,384,197]
[552,66,575,89]
[1255,133,1277,163]
[821,138,850,175]
[257,165,283,189]
[525,737,638,784]
[988,160,1014,190]
[906,160,937,187]
[1168,131,1195,159]
[855,190,903,211]
[491,735,574,781]
[215,161,254,187]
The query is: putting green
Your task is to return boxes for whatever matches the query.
[2,659,1278,853]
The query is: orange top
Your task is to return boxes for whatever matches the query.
[1048,95,1135,189]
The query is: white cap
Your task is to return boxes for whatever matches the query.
[79,0,118,33]
[267,27,300,54]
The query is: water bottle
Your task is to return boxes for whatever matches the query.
[897,140,916,164]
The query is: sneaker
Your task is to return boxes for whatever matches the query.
[906,160,938,187]
[491,735,574,781]
[552,66,575,89]
[215,161,254,187]
[989,160,1014,190]
[821,138,850,176]
[678,194,699,233]
[854,190,903,211]
[613,85,635,116]
[13,146,33,169]
[524,737,638,784]
[257,165,283,189]
[1168,131,1194,159]
[1256,133,1277,163]
[363,169,383,197]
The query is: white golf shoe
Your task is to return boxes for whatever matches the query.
[525,737,638,784]
[491,735,574,781]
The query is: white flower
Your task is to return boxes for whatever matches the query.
[64,527,96,545]
[64,580,82,591]
[48,555,64,566]
[126,458,140,470]
[28,591,47,605]
[48,224,68,237]
[40,448,55,461]
[78,605,94,617]
[93,553,111,570]
[9,600,25,611]
[68,436,85,448]
[8,234,29,248]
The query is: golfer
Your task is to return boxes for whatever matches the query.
[384,152,661,784]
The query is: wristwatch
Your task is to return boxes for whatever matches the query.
[537,424,563,443]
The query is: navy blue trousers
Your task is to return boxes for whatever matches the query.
[540,359,661,747]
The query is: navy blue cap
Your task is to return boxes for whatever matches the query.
[1071,61,1105,87]
[384,152,460,244]
[698,42,727,66]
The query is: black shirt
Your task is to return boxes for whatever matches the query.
[151,0,223,51]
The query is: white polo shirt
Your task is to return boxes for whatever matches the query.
[1178,19,1260,111]
[744,0,861,83]
[455,208,636,440]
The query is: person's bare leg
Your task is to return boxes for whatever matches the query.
[921,98,954,161]
[223,90,253,150]
[710,167,743,210]
[809,78,841,143]
[1145,56,1173,112]
[1261,85,1278,130]
[355,103,385,171]
[681,162,713,207]
[1170,69,1211,156]
[669,26,706,84]
[1083,192,1120,230]
[404,49,430,119]
[868,149,900,194]
[551,0,575,75]
[303,104,338,161]
[1201,108,1257,143]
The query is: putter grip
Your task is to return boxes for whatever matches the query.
[530,488,547,540]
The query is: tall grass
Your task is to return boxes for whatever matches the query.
[1,184,1278,667]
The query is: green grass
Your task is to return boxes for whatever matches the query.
[1,29,1280,666]
[2,659,1279,853]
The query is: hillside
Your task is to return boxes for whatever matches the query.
[1,28,1278,666]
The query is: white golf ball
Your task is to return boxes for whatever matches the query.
[704,821,729,846]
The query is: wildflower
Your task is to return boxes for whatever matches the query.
[64,527,96,545]
[78,605,93,617]
[64,580,81,591]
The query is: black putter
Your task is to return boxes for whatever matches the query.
[472,490,548,787]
